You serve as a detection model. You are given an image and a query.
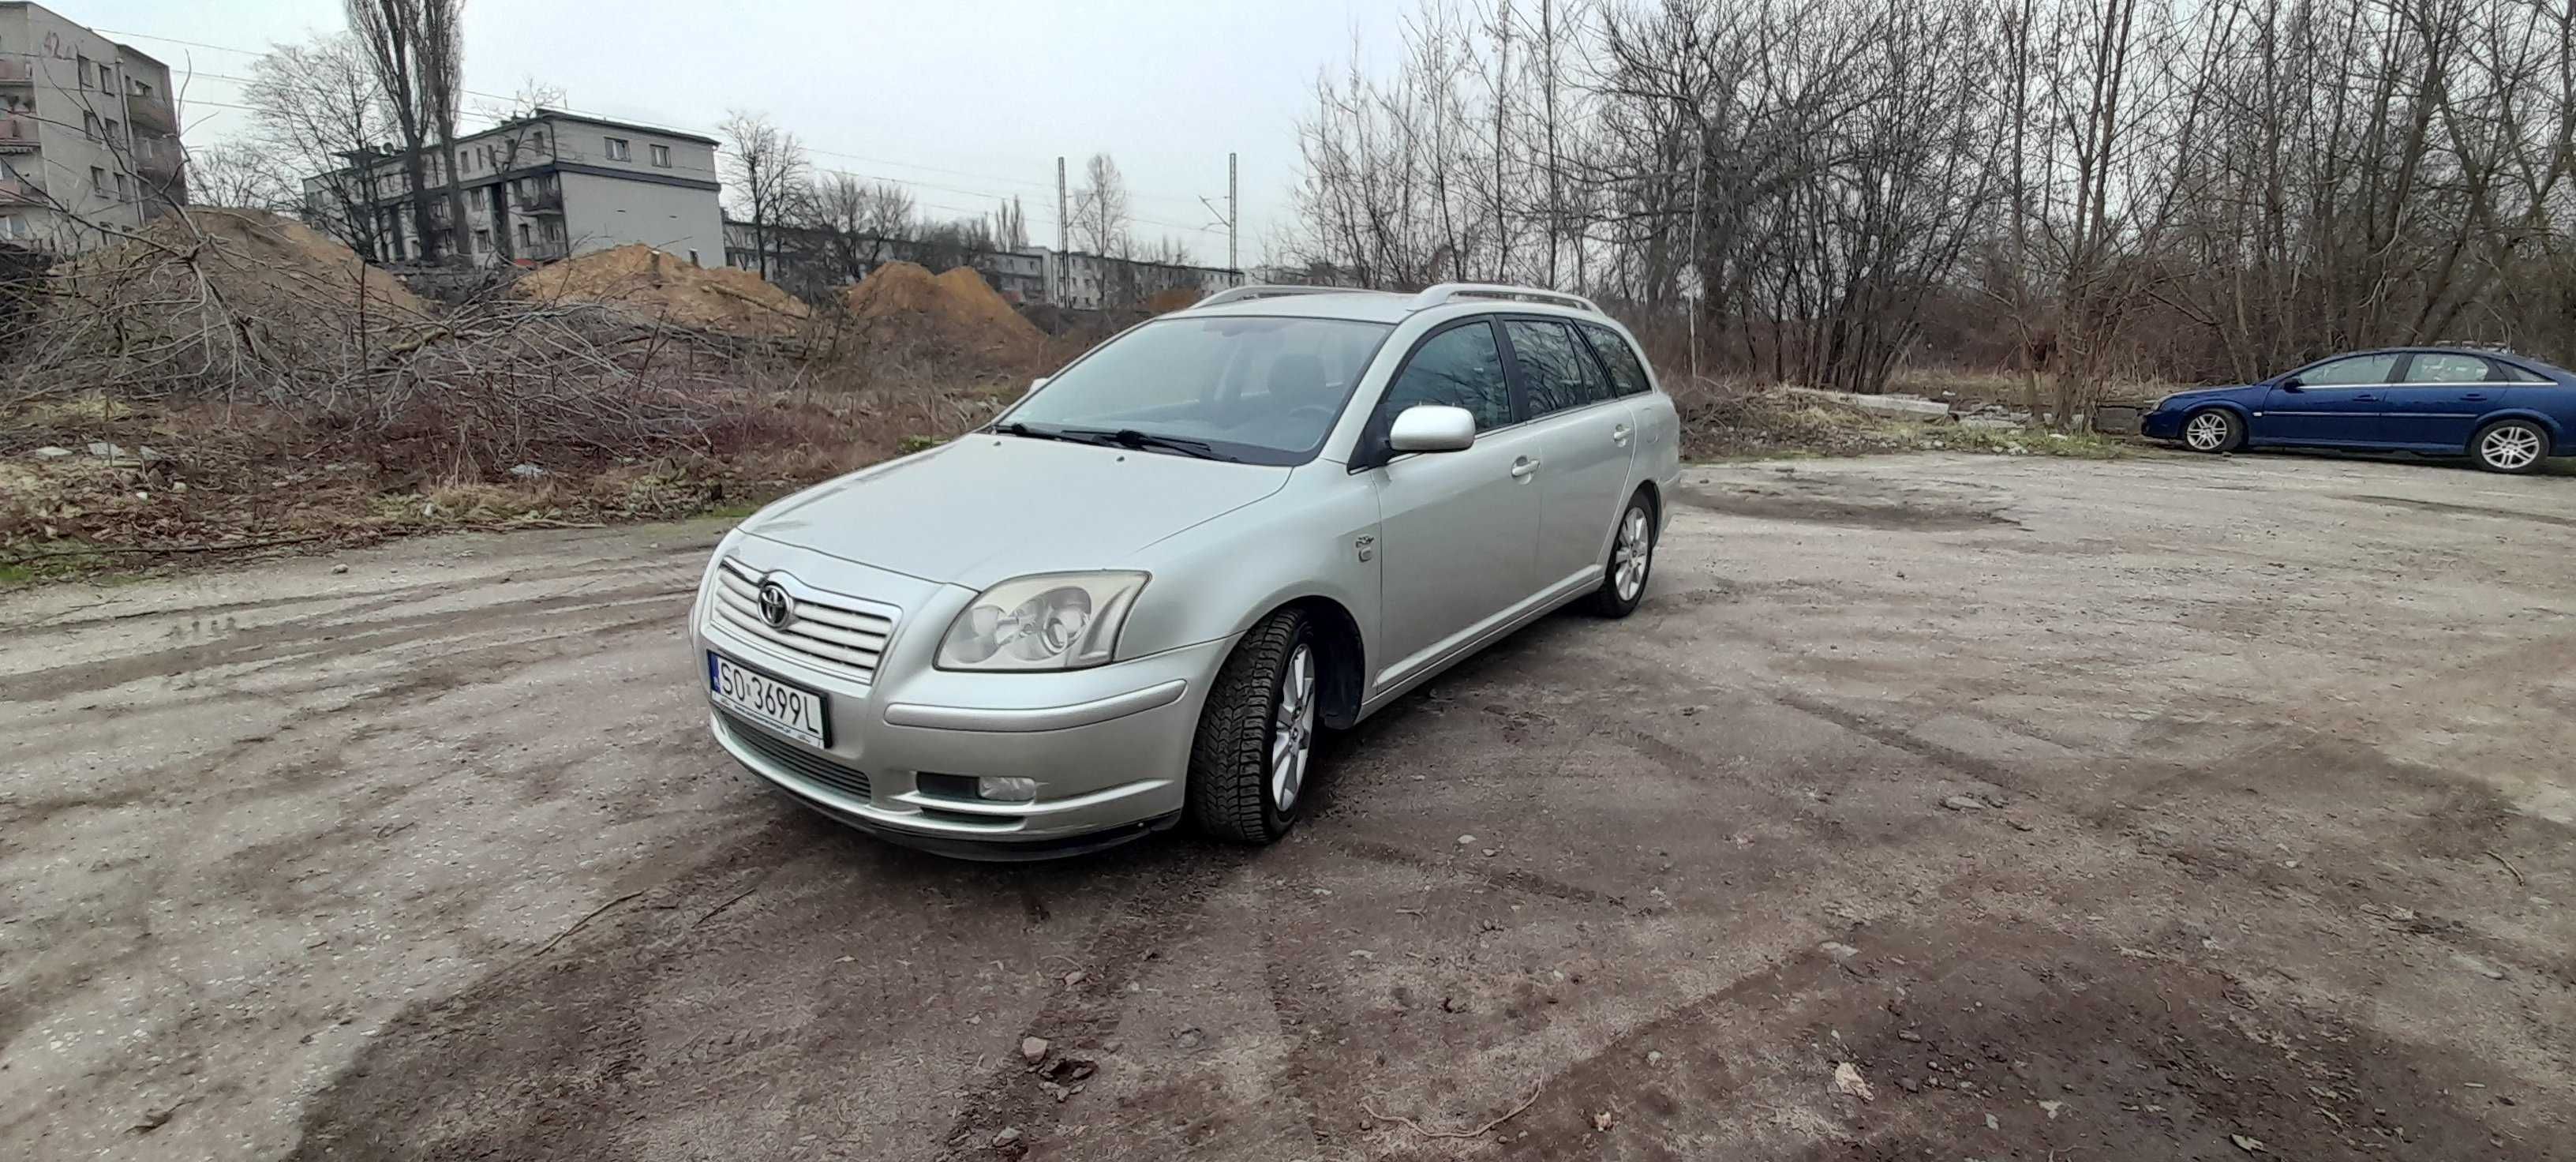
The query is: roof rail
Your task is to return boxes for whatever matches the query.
[1410,283,1602,315]
[1193,284,1393,309]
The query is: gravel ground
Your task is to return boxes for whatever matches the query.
[3,450,2570,1161]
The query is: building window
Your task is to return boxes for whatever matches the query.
[89,167,106,195]
[688,249,700,266]
[519,222,532,248]
[650,144,671,167]
[114,173,129,200]
[604,137,631,161]
[83,111,99,140]
[103,118,118,142]
[473,227,490,253]
[99,62,113,88]
[77,54,92,86]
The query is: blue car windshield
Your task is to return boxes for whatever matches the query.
[1002,316,1395,464]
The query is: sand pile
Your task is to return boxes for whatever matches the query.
[57,207,433,323]
[842,261,1044,363]
[515,245,809,336]
[1145,286,1203,313]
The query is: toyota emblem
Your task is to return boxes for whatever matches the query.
[756,579,795,628]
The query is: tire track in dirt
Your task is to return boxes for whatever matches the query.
[930,847,1262,1160]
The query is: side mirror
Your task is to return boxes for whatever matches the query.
[1387,404,1476,453]
[2277,376,2304,392]
[1026,376,1050,396]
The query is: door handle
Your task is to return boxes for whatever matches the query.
[2462,393,2489,401]
[1611,424,1633,445]
[2353,394,2379,402]
[1509,457,1541,479]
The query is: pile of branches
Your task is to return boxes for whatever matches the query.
[1,214,759,474]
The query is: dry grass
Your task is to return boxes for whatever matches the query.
[1665,373,2135,461]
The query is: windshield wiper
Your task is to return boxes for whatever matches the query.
[991,420,1075,443]
[1060,426,1233,462]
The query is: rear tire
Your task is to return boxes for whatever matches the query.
[2470,418,2550,474]
[2182,408,2244,453]
[1186,608,1316,844]
[1586,492,1656,617]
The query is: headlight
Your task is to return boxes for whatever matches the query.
[936,572,1149,671]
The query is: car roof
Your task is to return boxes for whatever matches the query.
[2334,345,2567,373]
[1176,290,1619,329]
[1181,291,1420,324]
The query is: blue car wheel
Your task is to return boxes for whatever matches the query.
[2182,409,2243,454]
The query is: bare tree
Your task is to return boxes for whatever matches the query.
[720,111,810,279]
[1071,153,1133,256]
[345,0,465,261]
[995,196,1029,251]
[185,144,297,210]
[803,171,915,279]
[242,32,395,259]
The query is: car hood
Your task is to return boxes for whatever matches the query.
[738,434,1293,589]
[2157,384,2261,407]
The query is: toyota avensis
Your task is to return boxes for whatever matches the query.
[2142,346,2576,473]
[690,283,1683,858]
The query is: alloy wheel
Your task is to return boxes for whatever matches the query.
[1613,507,1652,602]
[2185,411,2232,452]
[1270,643,1316,810]
[2481,424,2543,470]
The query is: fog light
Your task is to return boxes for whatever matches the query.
[977,776,1039,802]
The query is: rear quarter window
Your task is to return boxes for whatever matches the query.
[1577,323,1655,397]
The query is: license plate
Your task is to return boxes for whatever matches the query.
[708,652,829,746]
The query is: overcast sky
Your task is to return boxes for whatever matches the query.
[73,0,1413,268]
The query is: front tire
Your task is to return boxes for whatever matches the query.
[2471,418,2550,474]
[2182,408,2244,453]
[1586,493,1656,617]
[1186,608,1317,844]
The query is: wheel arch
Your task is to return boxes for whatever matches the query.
[1265,594,1365,730]
[2470,408,2563,448]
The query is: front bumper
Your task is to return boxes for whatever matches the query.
[691,542,1232,857]
[2140,407,2185,440]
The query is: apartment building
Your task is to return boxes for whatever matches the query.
[1050,250,1241,310]
[0,2,187,252]
[305,109,721,266]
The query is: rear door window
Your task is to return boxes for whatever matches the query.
[1503,319,1613,417]
[1379,320,1515,431]
[1577,323,1654,397]
[2400,353,2492,384]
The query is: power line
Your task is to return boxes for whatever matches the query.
[100,25,1234,225]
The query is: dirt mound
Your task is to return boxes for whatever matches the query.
[56,207,432,322]
[842,261,1043,364]
[515,245,809,337]
[1144,286,1203,313]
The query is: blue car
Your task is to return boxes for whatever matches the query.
[2140,347,2576,474]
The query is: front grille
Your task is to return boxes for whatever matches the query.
[721,712,873,802]
[710,558,899,684]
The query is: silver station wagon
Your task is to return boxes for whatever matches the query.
[691,283,1682,858]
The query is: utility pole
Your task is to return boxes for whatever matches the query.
[1055,156,1069,304]
[1201,152,1241,284]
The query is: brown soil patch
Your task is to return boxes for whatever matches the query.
[48,207,432,327]
[514,245,809,336]
[843,261,1044,364]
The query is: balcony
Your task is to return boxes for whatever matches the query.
[518,186,564,214]
[125,89,176,132]
[132,136,182,179]
[0,118,34,153]
[0,177,47,205]
[0,60,35,84]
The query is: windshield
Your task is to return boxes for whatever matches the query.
[1000,316,1395,464]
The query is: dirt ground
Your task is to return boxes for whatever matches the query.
[3,450,2570,1161]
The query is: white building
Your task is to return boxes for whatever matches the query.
[0,2,187,252]
[1051,250,1241,310]
[305,109,721,266]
